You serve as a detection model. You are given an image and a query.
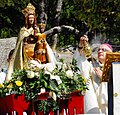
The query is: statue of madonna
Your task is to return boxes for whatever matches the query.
[5,3,57,82]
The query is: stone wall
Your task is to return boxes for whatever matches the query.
[0,37,17,71]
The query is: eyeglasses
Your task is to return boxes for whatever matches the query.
[98,48,109,52]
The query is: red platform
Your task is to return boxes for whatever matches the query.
[59,91,84,115]
[68,91,84,114]
[0,92,84,115]
[0,94,34,115]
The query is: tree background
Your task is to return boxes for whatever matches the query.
[0,0,120,49]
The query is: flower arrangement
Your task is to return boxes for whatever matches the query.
[0,58,89,113]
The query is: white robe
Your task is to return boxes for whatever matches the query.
[73,49,104,114]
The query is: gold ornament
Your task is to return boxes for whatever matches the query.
[22,3,35,17]
[83,43,92,57]
[114,92,118,97]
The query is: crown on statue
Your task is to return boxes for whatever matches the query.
[38,23,46,28]
[22,3,35,17]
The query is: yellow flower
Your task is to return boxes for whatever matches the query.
[83,78,87,83]
[0,84,4,88]
[81,75,87,83]
[15,81,23,87]
[7,83,13,88]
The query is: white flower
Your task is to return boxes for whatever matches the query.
[56,62,63,70]
[49,91,57,101]
[66,70,73,78]
[44,63,55,72]
[26,70,35,79]
[34,72,39,77]
[52,92,57,101]
[73,76,78,80]
[44,70,51,75]
[29,60,43,69]
[50,75,62,85]
[40,88,46,93]
[62,63,67,70]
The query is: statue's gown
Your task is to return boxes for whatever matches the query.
[5,27,57,82]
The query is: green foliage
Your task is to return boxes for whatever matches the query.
[0,83,9,97]
[0,28,16,38]
[38,100,59,114]
[113,37,120,45]
[51,58,89,98]
[0,0,120,44]
[0,59,89,113]
[0,0,30,38]
[61,0,120,44]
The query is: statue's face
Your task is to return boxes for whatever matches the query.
[38,23,46,33]
[28,14,34,25]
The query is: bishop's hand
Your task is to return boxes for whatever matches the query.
[79,35,89,48]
